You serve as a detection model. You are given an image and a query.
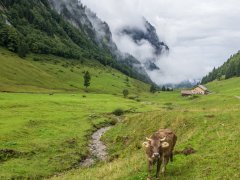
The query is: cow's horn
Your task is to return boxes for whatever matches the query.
[142,142,149,147]
[160,137,166,141]
[146,137,152,141]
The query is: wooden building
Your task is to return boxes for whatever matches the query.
[181,85,208,96]
[191,85,208,95]
[181,90,193,96]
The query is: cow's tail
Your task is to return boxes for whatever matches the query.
[171,134,177,162]
[170,153,173,162]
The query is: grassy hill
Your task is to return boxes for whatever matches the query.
[0,47,149,94]
[0,48,239,179]
[52,78,240,180]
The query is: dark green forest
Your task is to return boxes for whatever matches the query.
[202,52,240,84]
[0,0,151,83]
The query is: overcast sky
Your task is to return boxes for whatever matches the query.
[81,0,240,84]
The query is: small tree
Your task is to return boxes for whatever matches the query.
[150,84,157,93]
[123,89,129,98]
[126,76,129,82]
[162,86,166,91]
[17,41,29,58]
[83,71,91,89]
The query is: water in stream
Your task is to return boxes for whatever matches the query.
[81,126,112,167]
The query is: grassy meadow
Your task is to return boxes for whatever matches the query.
[0,47,149,94]
[0,93,157,178]
[0,48,240,179]
[52,78,240,180]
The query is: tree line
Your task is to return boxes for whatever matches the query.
[150,84,173,93]
[201,52,240,84]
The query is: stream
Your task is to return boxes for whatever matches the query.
[81,126,112,167]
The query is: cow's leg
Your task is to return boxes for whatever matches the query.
[147,160,153,180]
[156,157,161,179]
[170,152,173,162]
[161,155,169,174]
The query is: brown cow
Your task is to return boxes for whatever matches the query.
[143,129,177,180]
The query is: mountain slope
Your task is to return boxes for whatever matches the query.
[48,0,152,83]
[202,51,240,84]
[0,47,149,94]
[0,0,151,83]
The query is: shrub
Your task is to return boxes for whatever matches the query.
[112,108,124,116]
[122,89,129,98]
[189,95,200,100]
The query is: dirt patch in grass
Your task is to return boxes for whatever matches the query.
[0,149,29,162]
[205,114,215,118]
[174,147,197,156]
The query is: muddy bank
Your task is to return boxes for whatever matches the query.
[81,126,112,167]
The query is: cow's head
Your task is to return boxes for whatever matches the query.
[143,136,169,158]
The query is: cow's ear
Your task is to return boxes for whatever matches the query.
[161,142,169,148]
[142,141,149,148]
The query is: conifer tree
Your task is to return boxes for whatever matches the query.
[83,71,91,89]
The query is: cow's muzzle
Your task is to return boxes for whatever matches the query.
[152,153,160,158]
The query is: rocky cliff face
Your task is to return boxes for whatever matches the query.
[48,0,168,80]
[121,19,169,56]
[120,18,169,70]
[48,0,151,79]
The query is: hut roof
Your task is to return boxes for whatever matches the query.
[198,85,208,91]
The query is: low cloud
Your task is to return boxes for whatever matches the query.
[81,0,240,84]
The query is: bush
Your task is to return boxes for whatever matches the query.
[122,89,129,98]
[188,95,200,100]
[112,108,124,116]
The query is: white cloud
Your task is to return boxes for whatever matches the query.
[81,0,240,84]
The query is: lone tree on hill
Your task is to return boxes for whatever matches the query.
[83,71,91,89]
[150,84,157,93]
[123,89,129,98]
[162,86,166,91]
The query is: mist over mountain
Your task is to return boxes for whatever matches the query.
[119,18,169,70]
[0,0,152,83]
[120,19,169,56]
[81,0,240,85]
[49,0,152,82]
[49,0,169,83]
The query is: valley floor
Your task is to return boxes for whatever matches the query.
[51,79,240,180]
[0,48,240,179]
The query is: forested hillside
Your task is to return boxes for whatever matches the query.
[0,0,151,83]
[202,51,240,84]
